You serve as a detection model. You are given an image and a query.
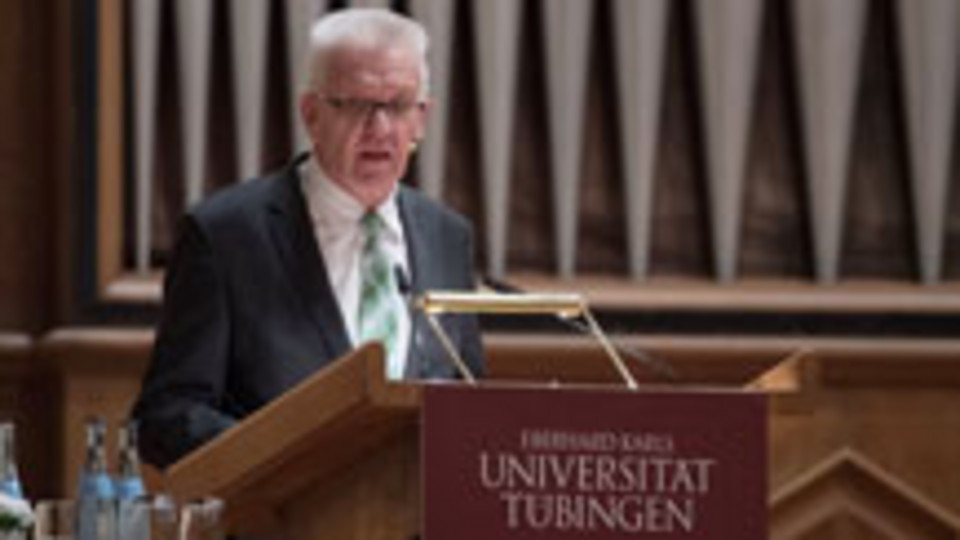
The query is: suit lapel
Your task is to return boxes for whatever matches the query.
[398,188,454,379]
[399,188,425,378]
[398,187,433,296]
[265,158,351,361]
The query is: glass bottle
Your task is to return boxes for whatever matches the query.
[0,422,23,498]
[115,419,145,500]
[75,416,116,540]
[115,419,146,540]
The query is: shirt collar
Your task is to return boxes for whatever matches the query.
[301,157,403,240]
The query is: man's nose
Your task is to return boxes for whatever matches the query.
[365,105,393,134]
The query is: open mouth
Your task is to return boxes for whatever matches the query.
[359,149,393,162]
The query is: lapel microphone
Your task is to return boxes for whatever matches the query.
[481,275,678,382]
[394,266,412,297]
[394,265,421,378]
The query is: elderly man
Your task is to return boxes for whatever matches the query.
[134,8,484,469]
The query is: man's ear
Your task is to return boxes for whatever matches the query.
[300,92,318,135]
[413,98,432,140]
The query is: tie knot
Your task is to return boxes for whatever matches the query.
[361,212,385,243]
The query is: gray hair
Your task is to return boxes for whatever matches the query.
[304,8,431,99]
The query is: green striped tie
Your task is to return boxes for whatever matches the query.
[357,213,400,378]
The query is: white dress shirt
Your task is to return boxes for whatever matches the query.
[300,159,411,379]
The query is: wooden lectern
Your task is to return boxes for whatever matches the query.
[164,341,782,539]
[163,343,424,539]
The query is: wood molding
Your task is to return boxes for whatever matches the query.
[26,328,960,388]
[95,0,126,298]
[100,272,162,305]
[510,274,960,314]
[770,449,960,538]
[486,334,960,388]
[39,327,153,372]
[94,270,960,316]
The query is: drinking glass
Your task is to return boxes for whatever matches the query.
[179,498,224,540]
[118,494,178,540]
[33,499,75,540]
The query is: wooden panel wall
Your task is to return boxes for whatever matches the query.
[38,329,160,497]
[0,335,57,499]
[0,0,60,331]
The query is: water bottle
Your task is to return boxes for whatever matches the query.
[116,419,147,540]
[115,419,145,500]
[76,416,117,540]
[0,422,23,499]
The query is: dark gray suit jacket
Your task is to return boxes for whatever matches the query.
[133,155,484,469]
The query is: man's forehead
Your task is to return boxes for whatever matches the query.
[325,46,421,91]
[328,44,418,72]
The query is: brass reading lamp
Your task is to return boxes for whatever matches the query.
[416,291,640,389]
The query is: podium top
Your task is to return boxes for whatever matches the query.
[164,344,418,528]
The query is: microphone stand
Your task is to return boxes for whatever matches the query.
[395,267,477,383]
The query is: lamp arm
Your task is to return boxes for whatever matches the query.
[580,308,639,390]
[422,312,477,384]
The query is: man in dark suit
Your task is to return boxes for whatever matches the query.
[133,8,484,469]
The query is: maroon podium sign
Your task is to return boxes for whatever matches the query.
[423,384,767,539]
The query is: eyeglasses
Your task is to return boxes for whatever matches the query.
[323,96,425,122]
